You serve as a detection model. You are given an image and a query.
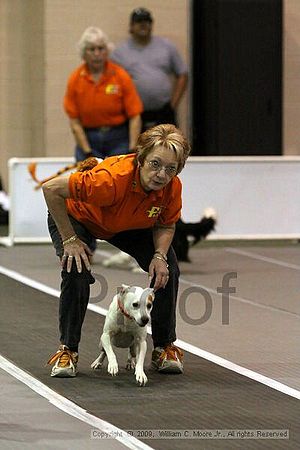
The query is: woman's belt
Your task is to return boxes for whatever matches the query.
[84,123,127,133]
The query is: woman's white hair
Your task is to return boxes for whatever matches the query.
[77,26,114,58]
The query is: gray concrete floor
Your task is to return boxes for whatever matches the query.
[0,239,299,449]
[1,241,299,389]
[0,369,132,450]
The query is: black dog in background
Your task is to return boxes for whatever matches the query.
[173,208,217,262]
[102,208,217,270]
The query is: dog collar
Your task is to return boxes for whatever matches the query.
[117,299,134,320]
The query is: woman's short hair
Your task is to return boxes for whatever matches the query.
[135,124,191,174]
[77,26,114,58]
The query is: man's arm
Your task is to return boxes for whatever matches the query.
[170,73,188,110]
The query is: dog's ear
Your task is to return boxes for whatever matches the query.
[144,287,155,302]
[117,284,130,296]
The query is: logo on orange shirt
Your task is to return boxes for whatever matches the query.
[105,84,119,94]
[147,206,162,218]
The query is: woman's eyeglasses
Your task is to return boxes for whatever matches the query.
[147,160,177,177]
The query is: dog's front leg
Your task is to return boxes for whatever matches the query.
[135,340,148,386]
[126,345,136,371]
[101,332,118,376]
[91,348,106,369]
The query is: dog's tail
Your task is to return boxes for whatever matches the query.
[177,207,217,245]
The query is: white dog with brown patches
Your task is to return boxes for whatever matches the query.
[91,285,155,386]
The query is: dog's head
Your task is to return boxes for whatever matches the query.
[118,284,155,327]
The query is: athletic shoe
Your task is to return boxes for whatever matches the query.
[47,345,78,377]
[152,344,183,374]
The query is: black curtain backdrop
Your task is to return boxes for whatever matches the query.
[192,0,282,156]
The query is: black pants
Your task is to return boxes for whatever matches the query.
[48,215,179,352]
[141,102,177,132]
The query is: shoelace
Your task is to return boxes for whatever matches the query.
[160,344,183,362]
[47,348,76,367]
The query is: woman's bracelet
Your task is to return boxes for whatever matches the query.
[153,255,169,268]
[154,251,168,262]
[62,234,78,246]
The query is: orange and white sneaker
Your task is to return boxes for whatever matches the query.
[152,344,184,374]
[47,345,78,377]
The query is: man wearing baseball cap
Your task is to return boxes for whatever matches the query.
[112,7,188,131]
[130,7,153,23]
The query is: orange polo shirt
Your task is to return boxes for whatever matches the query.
[66,154,182,239]
[63,61,143,127]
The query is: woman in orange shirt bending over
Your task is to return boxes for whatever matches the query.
[64,27,143,161]
[43,124,190,378]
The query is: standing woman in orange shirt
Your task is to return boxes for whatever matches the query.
[64,27,143,161]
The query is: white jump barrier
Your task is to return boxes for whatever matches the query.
[1,155,300,246]
[179,156,300,240]
[1,157,74,246]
